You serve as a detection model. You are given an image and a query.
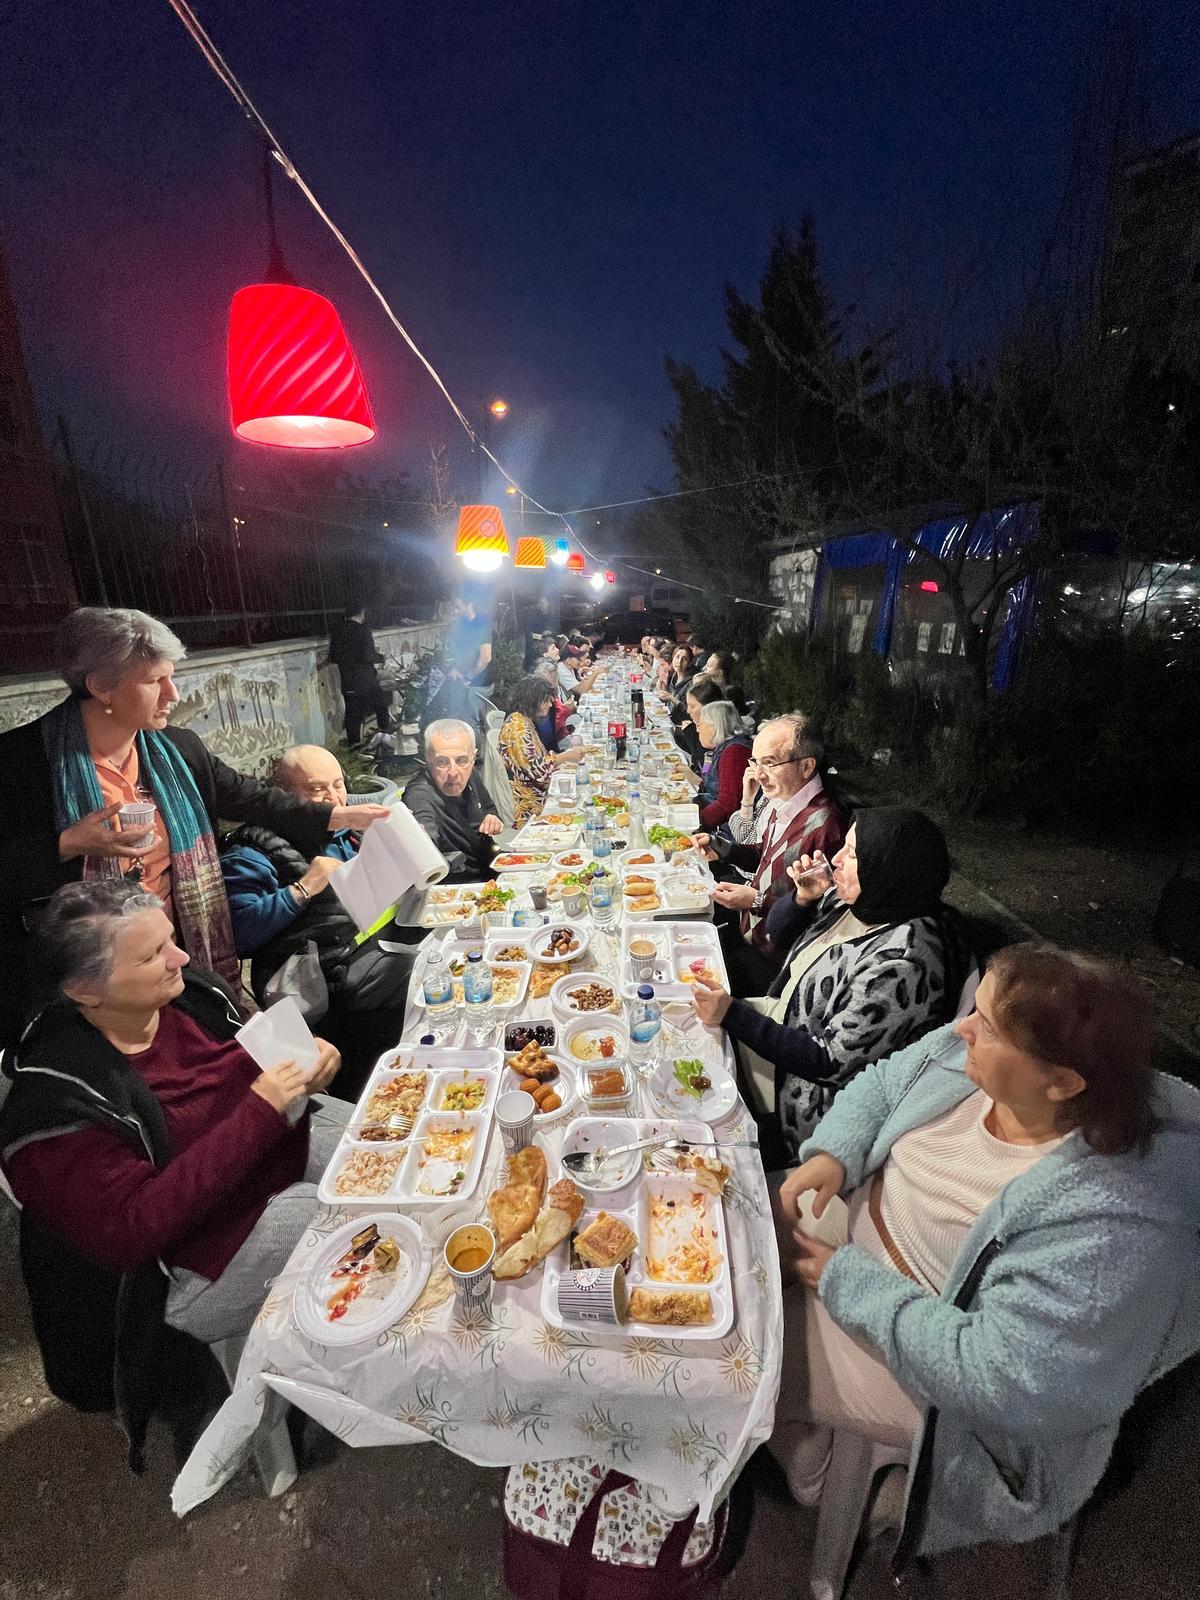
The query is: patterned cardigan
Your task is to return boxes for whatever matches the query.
[723,890,967,1157]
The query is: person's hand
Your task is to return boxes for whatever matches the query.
[250,1060,310,1115]
[556,747,586,765]
[793,1232,838,1291]
[329,803,391,831]
[788,851,832,905]
[478,813,504,837]
[691,831,719,863]
[58,803,154,863]
[779,1152,846,1222]
[711,881,755,912]
[307,1039,341,1095]
[294,855,345,901]
[691,978,732,1027]
[741,767,760,808]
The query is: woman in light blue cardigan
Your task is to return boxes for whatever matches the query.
[771,943,1200,1564]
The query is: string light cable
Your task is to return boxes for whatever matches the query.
[164,0,784,612]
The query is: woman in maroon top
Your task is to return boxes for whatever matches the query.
[1,879,346,1351]
[695,700,753,832]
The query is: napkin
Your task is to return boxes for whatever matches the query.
[331,801,449,932]
[236,996,321,1079]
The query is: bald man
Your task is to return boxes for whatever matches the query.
[219,746,415,1096]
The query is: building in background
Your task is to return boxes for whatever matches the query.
[1102,129,1200,373]
[0,237,78,667]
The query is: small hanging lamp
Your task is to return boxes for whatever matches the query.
[565,550,585,572]
[513,535,547,570]
[455,505,510,572]
[228,148,374,450]
[604,569,616,583]
[550,538,570,566]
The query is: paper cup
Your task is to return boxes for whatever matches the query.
[117,801,156,841]
[444,1224,496,1314]
[557,1264,628,1326]
[496,1090,536,1154]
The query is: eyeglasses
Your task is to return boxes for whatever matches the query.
[747,756,800,771]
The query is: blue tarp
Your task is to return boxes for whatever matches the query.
[814,502,1045,690]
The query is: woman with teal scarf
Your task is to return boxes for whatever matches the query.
[0,608,390,1041]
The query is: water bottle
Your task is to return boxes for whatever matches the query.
[629,985,662,1077]
[606,734,619,766]
[592,826,612,863]
[590,870,617,928]
[421,947,457,1041]
[577,765,592,802]
[463,950,494,1038]
[627,788,648,850]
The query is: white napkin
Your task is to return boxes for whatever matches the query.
[331,802,449,932]
[236,996,321,1079]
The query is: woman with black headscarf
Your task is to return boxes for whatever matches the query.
[691,807,973,1159]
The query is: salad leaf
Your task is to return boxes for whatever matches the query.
[648,824,688,847]
[672,1058,706,1100]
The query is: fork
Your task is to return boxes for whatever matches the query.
[562,1134,759,1176]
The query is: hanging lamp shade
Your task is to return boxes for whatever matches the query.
[550,538,570,566]
[513,535,546,570]
[455,505,510,572]
[228,283,375,449]
[604,569,616,583]
[565,550,585,572]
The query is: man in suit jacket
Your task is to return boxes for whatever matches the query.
[698,713,847,995]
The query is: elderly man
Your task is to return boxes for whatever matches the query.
[697,713,847,995]
[400,719,504,882]
[220,744,417,1096]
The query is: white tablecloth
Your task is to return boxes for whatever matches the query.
[173,708,781,1520]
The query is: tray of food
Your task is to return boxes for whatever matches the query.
[648,1041,739,1125]
[511,825,581,852]
[501,1030,578,1122]
[421,879,522,928]
[539,1118,734,1339]
[549,971,622,1020]
[617,922,728,1001]
[492,850,554,872]
[552,848,590,870]
[293,1213,430,1345]
[645,824,698,860]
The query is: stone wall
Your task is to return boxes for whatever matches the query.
[0,623,447,775]
[767,548,820,632]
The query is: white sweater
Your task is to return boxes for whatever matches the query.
[878,1089,1066,1291]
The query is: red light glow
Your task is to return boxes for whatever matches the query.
[228,283,374,449]
[919,581,940,593]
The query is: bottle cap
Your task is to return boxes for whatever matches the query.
[637,984,654,999]
[419,1034,436,1045]
[467,950,483,963]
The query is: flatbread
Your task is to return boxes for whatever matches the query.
[629,895,661,912]
[493,1179,585,1280]
[627,1288,713,1326]
[487,1182,542,1251]
[509,1145,548,1201]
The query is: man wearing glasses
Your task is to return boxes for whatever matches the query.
[697,713,847,994]
[401,718,505,882]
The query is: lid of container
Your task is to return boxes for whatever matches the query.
[467,950,483,962]
[637,984,655,998]
[419,1034,436,1045]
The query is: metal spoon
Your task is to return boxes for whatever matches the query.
[562,1135,758,1176]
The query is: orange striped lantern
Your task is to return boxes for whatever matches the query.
[228,283,374,448]
[455,505,510,572]
[513,536,547,570]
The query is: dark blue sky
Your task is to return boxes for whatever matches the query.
[3,0,1198,531]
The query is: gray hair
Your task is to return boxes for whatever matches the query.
[532,658,559,686]
[37,880,164,995]
[761,712,824,767]
[424,717,476,756]
[56,607,186,695]
[697,700,745,745]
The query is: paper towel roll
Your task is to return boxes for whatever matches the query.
[332,801,449,931]
[388,801,450,891]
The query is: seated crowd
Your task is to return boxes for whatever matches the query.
[0,608,1197,1574]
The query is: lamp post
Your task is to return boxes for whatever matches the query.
[476,397,509,497]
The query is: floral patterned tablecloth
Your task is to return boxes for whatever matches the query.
[173,759,781,1521]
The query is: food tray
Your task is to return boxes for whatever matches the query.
[410,957,531,1013]
[617,922,728,1001]
[542,1118,733,1341]
[620,865,713,920]
[293,1212,430,1346]
[320,1109,492,1207]
[492,849,555,872]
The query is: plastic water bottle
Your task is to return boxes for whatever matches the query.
[577,765,592,803]
[592,827,612,863]
[463,951,494,1039]
[606,734,619,765]
[590,871,617,927]
[627,789,647,850]
[629,985,662,1077]
[421,948,457,1042]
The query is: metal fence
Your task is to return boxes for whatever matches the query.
[0,430,446,671]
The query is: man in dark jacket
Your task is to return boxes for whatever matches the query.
[400,718,504,882]
[220,745,419,1095]
[328,602,392,746]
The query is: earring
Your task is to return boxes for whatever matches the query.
[103,704,113,716]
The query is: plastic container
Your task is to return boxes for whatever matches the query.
[579,1057,634,1115]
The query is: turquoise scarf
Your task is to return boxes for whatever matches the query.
[42,697,242,989]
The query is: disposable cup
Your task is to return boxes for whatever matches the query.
[444,1224,496,1315]
[557,1264,628,1325]
[496,1090,536,1154]
[117,801,156,842]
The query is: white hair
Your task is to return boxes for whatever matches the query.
[56,607,186,695]
[424,717,477,755]
[698,700,745,745]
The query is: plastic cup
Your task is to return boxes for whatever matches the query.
[444,1224,497,1314]
[117,801,156,843]
[557,1264,628,1325]
[529,882,549,912]
[496,1090,536,1154]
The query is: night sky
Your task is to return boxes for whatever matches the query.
[4,0,1199,538]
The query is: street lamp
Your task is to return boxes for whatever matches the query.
[489,398,509,419]
[477,397,510,496]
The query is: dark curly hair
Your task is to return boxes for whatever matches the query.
[508,674,556,721]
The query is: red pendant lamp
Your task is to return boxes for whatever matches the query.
[565,550,585,572]
[228,149,375,450]
[513,535,547,570]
